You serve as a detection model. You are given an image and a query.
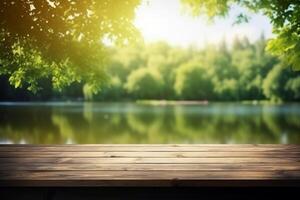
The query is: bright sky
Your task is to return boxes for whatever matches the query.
[134,0,273,47]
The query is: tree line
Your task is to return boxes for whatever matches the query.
[1,1,300,92]
[1,35,299,102]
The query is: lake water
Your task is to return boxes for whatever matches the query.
[0,102,299,144]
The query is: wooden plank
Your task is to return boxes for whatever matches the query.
[0,145,299,152]
[1,170,300,180]
[0,157,300,164]
[1,144,299,149]
[1,179,299,187]
[0,151,299,158]
[1,144,299,147]
[0,145,299,187]
[0,163,300,171]
[0,144,299,149]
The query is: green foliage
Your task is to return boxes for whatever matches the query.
[263,64,300,102]
[125,67,164,99]
[182,0,231,18]
[174,61,213,100]
[1,37,299,102]
[1,0,299,95]
[214,79,238,101]
[181,0,300,70]
[262,64,287,102]
[0,0,141,92]
[285,77,300,99]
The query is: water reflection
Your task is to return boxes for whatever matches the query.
[0,102,299,144]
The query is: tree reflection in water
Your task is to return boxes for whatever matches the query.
[0,102,299,144]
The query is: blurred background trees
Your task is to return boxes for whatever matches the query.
[0,0,299,102]
[1,36,299,102]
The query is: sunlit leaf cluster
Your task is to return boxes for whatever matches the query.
[0,0,141,92]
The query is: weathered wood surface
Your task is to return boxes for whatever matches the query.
[0,144,300,187]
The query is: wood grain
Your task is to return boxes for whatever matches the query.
[0,144,299,187]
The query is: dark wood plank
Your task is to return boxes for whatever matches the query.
[1,170,300,180]
[1,170,300,187]
[1,179,299,187]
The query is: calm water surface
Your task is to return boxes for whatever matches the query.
[0,102,299,144]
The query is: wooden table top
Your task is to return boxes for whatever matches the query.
[0,144,300,187]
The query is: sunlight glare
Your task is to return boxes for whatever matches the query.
[134,0,273,47]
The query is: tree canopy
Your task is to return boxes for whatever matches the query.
[0,0,140,92]
[2,37,300,102]
[181,0,300,70]
[0,0,299,93]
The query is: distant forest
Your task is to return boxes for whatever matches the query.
[1,36,300,102]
